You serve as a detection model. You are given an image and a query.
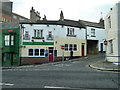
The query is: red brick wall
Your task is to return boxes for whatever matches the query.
[21,57,49,65]
[20,56,81,65]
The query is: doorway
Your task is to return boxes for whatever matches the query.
[48,47,54,62]
[82,43,85,56]
[101,43,103,53]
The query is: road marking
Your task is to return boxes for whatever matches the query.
[72,61,77,63]
[0,83,14,86]
[44,86,67,89]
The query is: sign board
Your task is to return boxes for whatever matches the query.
[104,41,107,45]
[8,30,13,32]
[61,45,64,50]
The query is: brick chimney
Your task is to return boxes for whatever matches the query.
[59,10,64,21]
[30,7,41,22]
[99,18,104,26]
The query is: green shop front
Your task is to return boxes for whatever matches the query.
[2,27,20,66]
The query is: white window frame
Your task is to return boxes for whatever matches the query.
[28,48,45,57]
[64,44,77,52]
[67,28,74,35]
[108,16,111,28]
[65,44,69,51]
[5,35,10,46]
[24,31,30,40]
[34,30,36,37]
[109,40,113,54]
[11,35,14,46]
[91,28,95,37]
[34,49,39,56]
[34,29,43,37]
[28,49,34,56]
[48,31,52,38]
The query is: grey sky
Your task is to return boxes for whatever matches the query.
[10,0,119,22]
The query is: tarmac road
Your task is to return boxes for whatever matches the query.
[2,56,119,89]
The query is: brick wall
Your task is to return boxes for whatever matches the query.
[21,57,49,65]
[20,56,81,65]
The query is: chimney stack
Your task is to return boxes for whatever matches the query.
[30,7,41,22]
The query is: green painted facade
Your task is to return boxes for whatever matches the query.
[2,27,20,66]
[23,42,54,45]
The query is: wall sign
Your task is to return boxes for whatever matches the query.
[104,41,107,45]
[61,45,64,50]
[8,30,13,32]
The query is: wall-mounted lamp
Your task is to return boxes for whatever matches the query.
[32,40,34,42]
[55,41,57,44]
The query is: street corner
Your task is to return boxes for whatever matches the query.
[89,60,120,72]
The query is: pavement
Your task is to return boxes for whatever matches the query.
[89,58,120,72]
[1,53,120,72]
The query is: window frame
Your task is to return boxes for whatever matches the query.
[5,35,10,46]
[67,28,76,37]
[108,16,111,28]
[64,44,77,52]
[109,40,113,54]
[40,49,45,56]
[65,44,69,51]
[28,49,33,56]
[11,35,14,46]
[91,28,95,37]
[34,29,43,38]
[28,48,45,57]
[34,49,39,56]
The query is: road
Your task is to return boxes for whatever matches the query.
[1,56,119,89]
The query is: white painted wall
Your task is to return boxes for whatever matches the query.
[20,23,86,57]
[22,24,86,42]
[86,26,106,52]
[105,2,120,64]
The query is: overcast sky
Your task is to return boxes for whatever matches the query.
[10,0,119,22]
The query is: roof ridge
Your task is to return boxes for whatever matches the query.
[12,12,29,20]
[80,19,99,24]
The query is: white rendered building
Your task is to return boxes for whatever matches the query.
[19,9,86,65]
[80,20,105,54]
[105,2,120,65]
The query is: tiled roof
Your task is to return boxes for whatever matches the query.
[12,12,29,20]
[20,19,85,28]
[80,20,104,29]
[0,22,19,29]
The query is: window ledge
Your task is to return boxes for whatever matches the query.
[47,38,54,40]
[32,37,44,39]
[91,35,96,37]
[66,34,76,37]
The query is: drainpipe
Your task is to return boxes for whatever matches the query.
[85,27,87,56]
[19,24,23,66]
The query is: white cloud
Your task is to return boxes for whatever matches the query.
[10,0,120,22]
